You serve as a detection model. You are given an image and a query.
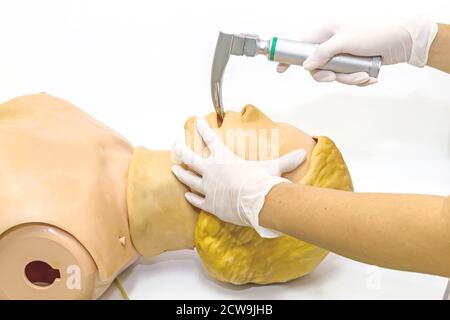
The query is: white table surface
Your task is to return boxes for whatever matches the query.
[101,252,448,300]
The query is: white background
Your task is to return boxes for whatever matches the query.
[0,0,448,299]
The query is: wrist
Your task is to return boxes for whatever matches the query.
[403,16,438,67]
[241,176,290,238]
[259,183,282,231]
[258,182,295,232]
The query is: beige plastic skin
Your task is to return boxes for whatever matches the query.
[0,224,111,299]
[0,93,139,299]
[127,149,198,257]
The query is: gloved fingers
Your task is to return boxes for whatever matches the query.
[357,76,378,86]
[184,192,207,211]
[172,141,205,174]
[259,149,307,176]
[334,72,372,85]
[309,70,377,86]
[276,63,290,73]
[303,35,345,71]
[195,117,223,154]
[171,165,205,194]
[310,70,336,82]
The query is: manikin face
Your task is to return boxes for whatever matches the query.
[185,104,316,180]
[0,93,137,299]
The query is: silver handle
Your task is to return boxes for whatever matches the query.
[270,38,381,78]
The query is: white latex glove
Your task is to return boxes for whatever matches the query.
[171,117,306,238]
[277,16,438,86]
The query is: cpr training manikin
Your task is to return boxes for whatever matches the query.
[0,93,353,299]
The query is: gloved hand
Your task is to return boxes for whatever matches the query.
[171,117,306,238]
[277,17,438,86]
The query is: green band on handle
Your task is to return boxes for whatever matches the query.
[269,37,278,61]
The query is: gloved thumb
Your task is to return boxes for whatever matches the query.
[278,149,307,174]
[276,63,290,73]
[261,149,307,176]
[303,35,344,71]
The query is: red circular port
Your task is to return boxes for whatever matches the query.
[24,261,61,287]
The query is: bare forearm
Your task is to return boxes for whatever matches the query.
[260,183,450,277]
[427,23,450,73]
